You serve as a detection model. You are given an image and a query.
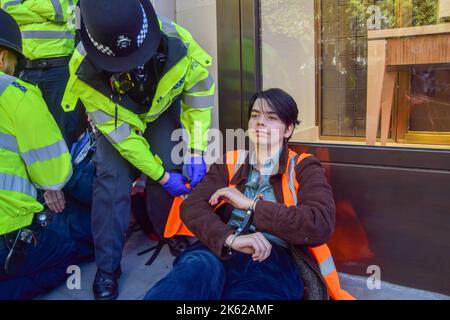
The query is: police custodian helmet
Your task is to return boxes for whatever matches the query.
[79,0,162,73]
[0,9,25,63]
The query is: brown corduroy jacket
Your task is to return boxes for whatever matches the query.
[180,143,336,299]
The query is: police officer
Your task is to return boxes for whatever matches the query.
[63,0,214,300]
[0,0,83,146]
[0,9,89,299]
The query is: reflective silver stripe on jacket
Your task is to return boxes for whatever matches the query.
[0,132,18,153]
[51,0,64,23]
[160,16,178,37]
[0,172,37,198]
[89,110,114,124]
[0,74,17,95]
[89,111,131,144]
[187,75,214,94]
[76,42,87,55]
[21,139,69,166]
[183,94,214,109]
[287,155,299,205]
[319,256,337,277]
[107,123,131,144]
[22,31,74,39]
[2,0,21,10]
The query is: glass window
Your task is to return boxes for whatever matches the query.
[260,0,317,139]
[394,0,450,144]
[409,71,450,133]
[320,0,450,144]
[259,0,450,146]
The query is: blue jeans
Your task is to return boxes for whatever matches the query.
[0,197,94,300]
[144,242,304,300]
[20,65,86,147]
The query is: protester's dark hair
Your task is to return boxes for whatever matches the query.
[248,88,301,132]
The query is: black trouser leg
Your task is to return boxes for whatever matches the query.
[91,133,135,272]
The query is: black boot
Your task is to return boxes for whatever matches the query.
[93,267,121,300]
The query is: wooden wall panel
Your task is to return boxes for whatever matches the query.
[387,34,450,67]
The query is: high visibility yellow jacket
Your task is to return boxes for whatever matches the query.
[62,17,214,182]
[0,0,78,60]
[0,71,72,235]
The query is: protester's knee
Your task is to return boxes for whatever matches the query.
[144,248,225,300]
[177,249,224,278]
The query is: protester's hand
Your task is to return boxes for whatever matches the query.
[160,172,192,197]
[226,232,272,262]
[209,187,253,210]
[44,190,66,213]
[185,156,206,188]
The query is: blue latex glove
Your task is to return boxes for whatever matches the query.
[162,172,192,197]
[185,156,206,189]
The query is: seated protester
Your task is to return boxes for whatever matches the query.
[0,10,93,300]
[144,88,349,300]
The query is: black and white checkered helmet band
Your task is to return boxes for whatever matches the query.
[85,3,148,56]
[85,26,115,57]
[137,3,148,47]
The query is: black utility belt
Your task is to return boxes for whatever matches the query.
[24,56,71,69]
[1,211,53,275]
[1,211,53,246]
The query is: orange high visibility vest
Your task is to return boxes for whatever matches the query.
[163,149,245,238]
[280,149,355,300]
[164,149,355,300]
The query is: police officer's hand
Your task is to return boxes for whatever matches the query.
[185,156,206,189]
[225,232,272,262]
[159,172,192,197]
[44,190,66,213]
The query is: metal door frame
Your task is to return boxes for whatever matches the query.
[217,0,261,134]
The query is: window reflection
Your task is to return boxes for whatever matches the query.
[320,0,449,143]
[409,69,450,132]
[260,0,449,144]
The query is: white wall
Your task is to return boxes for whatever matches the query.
[151,0,219,129]
[143,0,220,166]
[261,0,317,142]
[175,0,219,130]
[150,0,176,20]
